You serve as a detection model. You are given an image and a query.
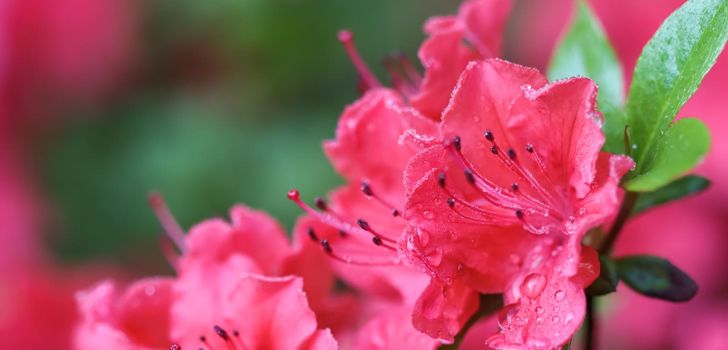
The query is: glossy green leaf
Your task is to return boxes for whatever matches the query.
[632,175,711,215]
[626,118,710,191]
[616,255,698,302]
[548,0,625,153]
[586,255,619,296]
[626,0,728,173]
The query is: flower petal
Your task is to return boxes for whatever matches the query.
[325,88,436,202]
[412,278,479,343]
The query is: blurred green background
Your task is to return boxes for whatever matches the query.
[41,0,469,272]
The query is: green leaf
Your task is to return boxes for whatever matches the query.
[626,118,710,191]
[548,0,625,153]
[586,255,619,296]
[616,255,698,302]
[632,175,711,215]
[626,0,728,174]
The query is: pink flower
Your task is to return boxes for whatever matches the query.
[402,59,632,348]
[1,0,137,112]
[75,198,336,350]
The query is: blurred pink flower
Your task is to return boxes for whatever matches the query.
[402,59,631,348]
[0,0,137,125]
[75,201,336,349]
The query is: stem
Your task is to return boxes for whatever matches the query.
[583,191,639,350]
[598,191,639,255]
[584,296,597,350]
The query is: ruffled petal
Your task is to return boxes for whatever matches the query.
[184,205,291,276]
[222,275,322,350]
[354,307,439,350]
[324,88,436,201]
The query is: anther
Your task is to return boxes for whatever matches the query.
[464,169,476,184]
[391,209,400,217]
[233,330,240,337]
[214,325,229,340]
[515,210,524,219]
[338,230,347,237]
[372,236,383,246]
[307,227,319,242]
[438,171,446,188]
[314,197,328,211]
[447,198,455,208]
[199,336,207,342]
[490,146,498,154]
[511,183,519,192]
[357,218,371,231]
[526,144,534,153]
[507,148,517,160]
[484,130,494,142]
[453,136,462,151]
[321,240,333,254]
[361,181,373,196]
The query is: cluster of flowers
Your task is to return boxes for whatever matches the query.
[73,0,720,349]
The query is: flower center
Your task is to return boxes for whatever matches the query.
[440,131,572,235]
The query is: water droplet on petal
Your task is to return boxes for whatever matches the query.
[555,290,566,301]
[551,316,560,323]
[535,306,544,314]
[426,248,443,267]
[423,210,434,219]
[520,273,547,299]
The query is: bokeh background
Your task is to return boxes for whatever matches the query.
[1,0,726,349]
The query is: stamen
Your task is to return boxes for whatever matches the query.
[393,51,422,86]
[511,183,519,192]
[438,172,446,188]
[338,30,382,91]
[357,218,397,248]
[382,56,418,95]
[359,181,403,220]
[148,192,187,253]
[159,236,180,271]
[484,130,495,142]
[314,197,328,211]
[307,227,319,242]
[464,169,475,184]
[319,239,397,266]
[287,190,383,241]
[169,344,181,350]
[452,136,462,151]
[507,148,517,160]
[447,198,455,208]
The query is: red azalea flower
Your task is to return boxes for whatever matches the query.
[74,198,337,350]
[286,1,515,343]
[402,59,632,348]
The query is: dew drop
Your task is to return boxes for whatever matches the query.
[520,273,547,299]
[551,316,560,323]
[426,248,443,266]
[509,254,522,266]
[144,286,156,296]
[423,210,434,219]
[535,306,544,314]
[417,229,430,246]
[555,290,566,301]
